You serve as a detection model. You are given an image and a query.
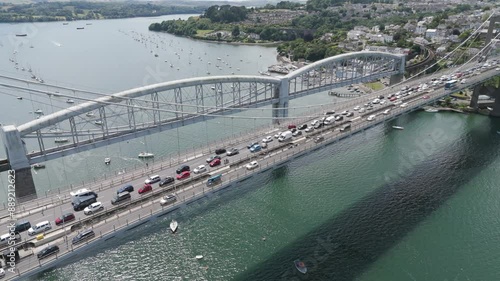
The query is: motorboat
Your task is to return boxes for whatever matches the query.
[425,108,439,113]
[86,112,95,117]
[138,152,154,158]
[392,126,404,130]
[94,120,103,126]
[170,219,178,233]
[66,99,75,104]
[104,158,111,165]
[195,255,204,260]
[34,109,43,115]
[54,137,69,143]
[32,163,45,169]
[16,97,22,100]
[294,260,307,274]
[77,27,85,30]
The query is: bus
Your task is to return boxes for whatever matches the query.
[444,80,458,90]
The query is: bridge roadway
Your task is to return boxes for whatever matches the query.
[3,61,499,280]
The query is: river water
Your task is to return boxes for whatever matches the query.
[1,16,500,281]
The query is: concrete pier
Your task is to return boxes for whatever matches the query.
[1,126,37,201]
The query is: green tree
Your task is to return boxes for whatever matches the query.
[232,25,240,37]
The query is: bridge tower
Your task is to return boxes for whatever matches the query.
[1,125,37,201]
[470,16,500,117]
[272,79,290,124]
[390,55,406,85]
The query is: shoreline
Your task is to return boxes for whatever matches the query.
[152,31,282,47]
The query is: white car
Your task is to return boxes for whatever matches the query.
[496,67,500,71]
[193,165,207,174]
[460,79,467,84]
[0,267,4,277]
[400,103,408,108]
[160,194,177,205]
[246,161,259,170]
[359,108,366,113]
[70,188,92,197]
[305,127,314,133]
[310,119,320,126]
[379,100,386,105]
[367,115,376,121]
[274,132,282,139]
[353,106,361,111]
[383,109,391,115]
[84,202,104,215]
[262,136,273,143]
[372,99,380,104]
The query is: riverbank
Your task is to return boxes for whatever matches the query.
[0,2,205,23]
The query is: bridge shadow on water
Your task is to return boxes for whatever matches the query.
[236,119,500,281]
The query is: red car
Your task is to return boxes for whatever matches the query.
[288,124,296,129]
[422,95,430,99]
[138,184,152,194]
[55,213,75,226]
[389,96,397,101]
[209,158,221,167]
[176,171,190,180]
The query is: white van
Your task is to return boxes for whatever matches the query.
[0,233,20,246]
[145,175,161,184]
[323,116,336,125]
[28,221,52,236]
[278,131,293,142]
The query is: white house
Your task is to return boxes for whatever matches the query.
[425,29,437,39]
[416,21,427,35]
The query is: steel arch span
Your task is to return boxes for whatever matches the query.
[2,51,405,168]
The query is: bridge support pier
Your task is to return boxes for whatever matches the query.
[470,85,500,117]
[1,125,37,201]
[389,73,404,86]
[272,79,289,125]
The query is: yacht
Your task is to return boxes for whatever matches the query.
[34,109,43,115]
[32,163,46,169]
[170,220,178,233]
[392,126,404,130]
[66,99,75,104]
[54,137,69,143]
[138,152,154,158]
[94,120,103,126]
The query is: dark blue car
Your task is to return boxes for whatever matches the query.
[117,184,134,194]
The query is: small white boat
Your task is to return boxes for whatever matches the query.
[34,109,43,114]
[392,126,404,130]
[497,131,500,135]
[54,137,69,143]
[195,255,204,260]
[170,219,178,233]
[104,157,111,165]
[32,163,45,169]
[66,99,75,104]
[138,152,154,158]
[294,260,307,274]
[425,108,439,113]
[86,112,95,117]
[94,120,103,126]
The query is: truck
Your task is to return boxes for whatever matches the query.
[278,131,293,142]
